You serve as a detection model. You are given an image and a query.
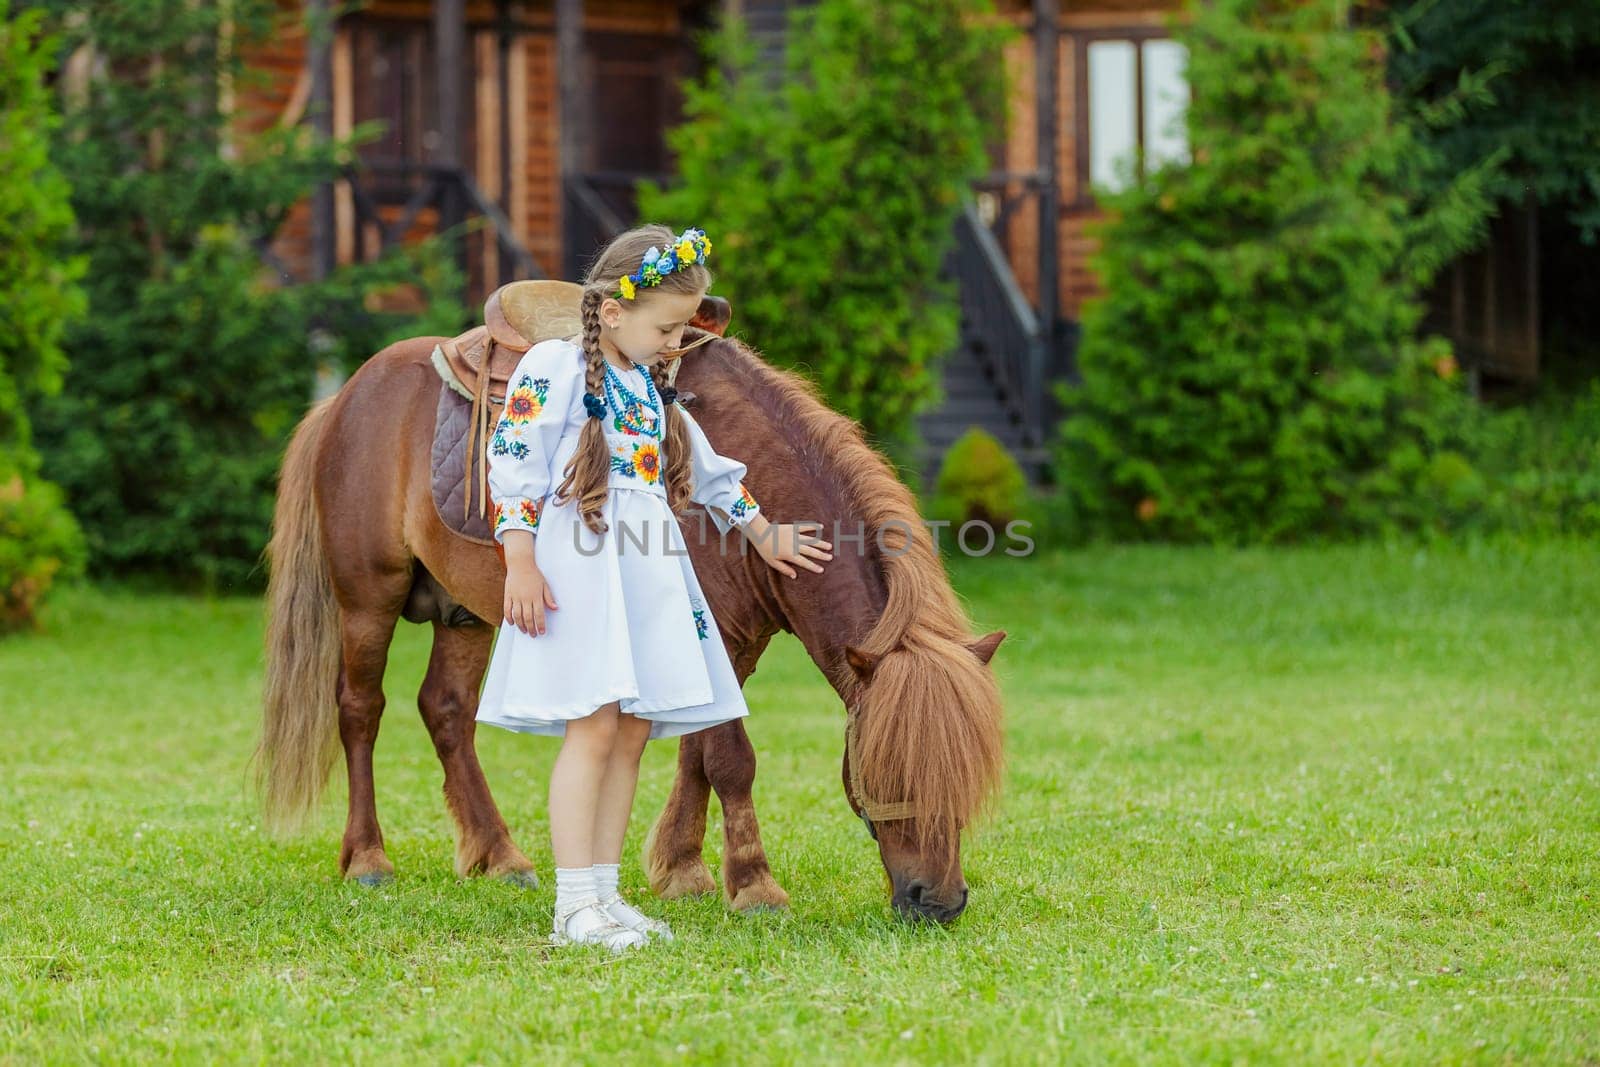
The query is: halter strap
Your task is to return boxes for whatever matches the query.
[657,331,716,362]
[845,708,917,826]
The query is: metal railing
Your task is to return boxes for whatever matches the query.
[561,170,667,280]
[948,197,1052,447]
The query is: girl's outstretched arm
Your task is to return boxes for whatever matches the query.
[675,405,830,578]
[677,403,763,536]
[738,512,832,579]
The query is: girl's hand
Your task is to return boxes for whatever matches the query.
[504,561,558,636]
[749,518,832,579]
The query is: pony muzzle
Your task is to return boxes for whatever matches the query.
[889,871,969,924]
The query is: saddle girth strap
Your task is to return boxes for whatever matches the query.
[462,344,500,524]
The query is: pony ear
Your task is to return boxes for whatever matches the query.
[692,295,732,336]
[967,630,1006,665]
[843,645,878,684]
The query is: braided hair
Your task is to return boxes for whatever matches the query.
[553,225,708,536]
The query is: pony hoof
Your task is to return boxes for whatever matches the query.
[654,861,717,900]
[499,869,540,890]
[353,870,394,888]
[728,876,791,913]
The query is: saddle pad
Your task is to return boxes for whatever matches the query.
[430,381,496,546]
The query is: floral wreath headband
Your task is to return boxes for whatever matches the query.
[613,227,713,301]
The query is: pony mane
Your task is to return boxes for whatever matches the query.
[699,334,1005,843]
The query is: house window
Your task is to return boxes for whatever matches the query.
[1078,34,1190,199]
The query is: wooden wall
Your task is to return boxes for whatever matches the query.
[233,10,317,280]
[991,0,1185,322]
[237,0,1187,321]
[235,0,692,296]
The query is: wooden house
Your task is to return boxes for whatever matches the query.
[240,0,1534,484]
[240,0,721,299]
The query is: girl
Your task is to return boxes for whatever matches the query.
[476,225,833,952]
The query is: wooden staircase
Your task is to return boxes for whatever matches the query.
[724,6,1071,488]
[915,340,1050,486]
[916,200,1074,489]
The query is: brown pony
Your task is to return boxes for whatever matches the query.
[253,321,1006,923]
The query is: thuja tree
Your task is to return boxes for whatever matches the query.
[637,0,1013,456]
[0,1,87,628]
[1056,0,1496,542]
[29,0,464,589]
[1387,0,1600,241]
[1385,0,1600,377]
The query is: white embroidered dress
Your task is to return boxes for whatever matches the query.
[476,337,762,739]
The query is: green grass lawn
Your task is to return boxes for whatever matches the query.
[2,542,1597,1063]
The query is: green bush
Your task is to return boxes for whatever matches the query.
[1417,449,1488,517]
[0,472,86,632]
[0,2,84,452]
[1055,0,1497,544]
[1453,382,1600,537]
[0,1,86,628]
[1387,0,1600,242]
[29,0,466,590]
[929,427,1029,530]
[637,0,1013,456]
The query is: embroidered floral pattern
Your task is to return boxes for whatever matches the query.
[693,608,709,641]
[492,496,543,536]
[613,402,659,438]
[633,442,662,482]
[609,441,661,485]
[490,374,552,460]
[727,482,758,523]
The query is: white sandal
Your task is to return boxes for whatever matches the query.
[602,893,675,941]
[550,899,648,953]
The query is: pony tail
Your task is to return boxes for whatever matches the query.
[556,287,612,536]
[652,361,693,516]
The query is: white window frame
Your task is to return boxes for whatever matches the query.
[1072,29,1190,205]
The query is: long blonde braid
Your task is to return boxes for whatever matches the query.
[649,359,694,516]
[553,286,613,536]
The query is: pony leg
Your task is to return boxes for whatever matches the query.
[704,719,790,912]
[416,620,538,887]
[336,608,400,885]
[645,728,718,899]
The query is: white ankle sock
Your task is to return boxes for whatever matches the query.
[554,865,596,914]
[593,862,621,900]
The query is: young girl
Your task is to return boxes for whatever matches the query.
[475,224,833,952]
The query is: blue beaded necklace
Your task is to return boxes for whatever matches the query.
[602,360,662,439]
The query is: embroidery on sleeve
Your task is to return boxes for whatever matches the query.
[693,608,709,641]
[492,496,543,535]
[489,374,552,460]
[727,482,758,522]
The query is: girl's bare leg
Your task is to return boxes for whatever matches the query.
[548,701,621,868]
[592,712,654,863]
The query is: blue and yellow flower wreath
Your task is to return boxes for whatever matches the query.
[614,227,713,301]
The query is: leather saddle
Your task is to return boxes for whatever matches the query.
[436,281,582,405]
[431,280,733,529]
